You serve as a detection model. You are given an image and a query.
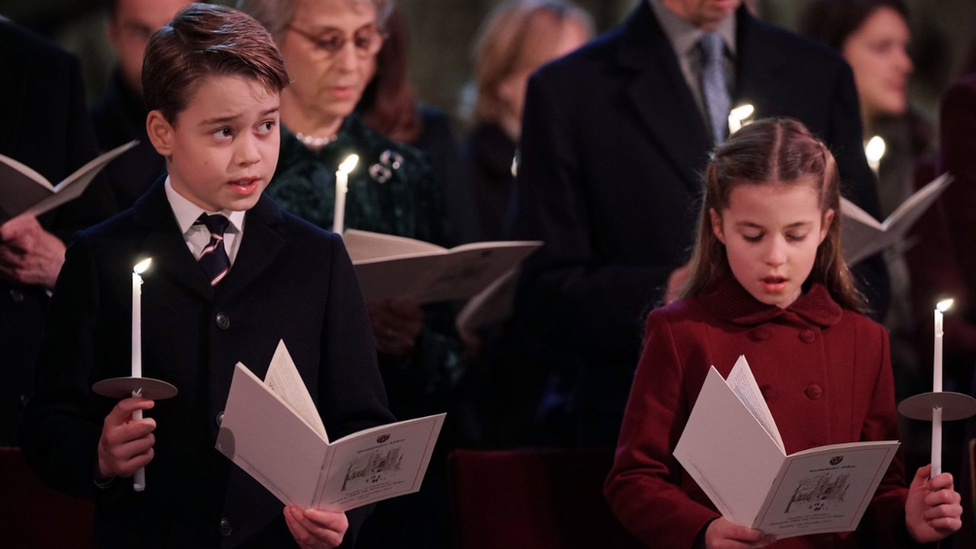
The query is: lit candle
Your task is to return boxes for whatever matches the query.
[131,258,152,379]
[865,136,886,178]
[931,298,953,477]
[727,104,755,136]
[131,257,151,492]
[333,154,359,234]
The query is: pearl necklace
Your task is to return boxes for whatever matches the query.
[295,131,338,149]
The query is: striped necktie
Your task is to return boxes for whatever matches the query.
[194,214,230,286]
[699,31,731,144]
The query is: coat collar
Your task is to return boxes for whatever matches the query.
[131,178,285,301]
[697,274,844,328]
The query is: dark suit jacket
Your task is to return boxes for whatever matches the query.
[0,20,99,444]
[510,3,887,445]
[20,181,394,548]
[605,278,909,549]
[940,74,976,308]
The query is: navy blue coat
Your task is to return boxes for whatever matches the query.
[20,181,394,548]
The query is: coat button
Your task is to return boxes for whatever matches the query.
[215,411,224,427]
[799,330,816,343]
[9,289,24,303]
[760,384,777,400]
[219,518,233,537]
[805,385,823,399]
[753,327,771,341]
[215,312,230,330]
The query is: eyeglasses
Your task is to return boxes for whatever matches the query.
[287,24,384,58]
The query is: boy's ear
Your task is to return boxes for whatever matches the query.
[819,208,835,244]
[146,110,175,158]
[709,208,726,244]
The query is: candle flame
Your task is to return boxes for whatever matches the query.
[728,104,755,135]
[865,136,886,166]
[133,258,153,275]
[338,154,359,175]
[936,298,954,312]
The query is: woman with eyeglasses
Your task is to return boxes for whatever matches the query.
[237,1,464,547]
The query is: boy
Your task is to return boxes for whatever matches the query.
[19,5,394,548]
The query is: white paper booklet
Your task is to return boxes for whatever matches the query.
[840,173,951,265]
[673,356,899,539]
[342,229,541,304]
[0,140,137,222]
[216,341,445,512]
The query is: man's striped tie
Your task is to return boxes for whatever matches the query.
[194,214,230,286]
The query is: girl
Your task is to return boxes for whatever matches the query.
[604,118,962,549]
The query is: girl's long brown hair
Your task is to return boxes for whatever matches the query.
[680,117,867,313]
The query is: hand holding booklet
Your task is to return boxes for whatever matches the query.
[673,356,899,539]
[341,229,541,304]
[216,341,444,511]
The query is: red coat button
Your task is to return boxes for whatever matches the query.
[805,385,823,399]
[760,384,777,400]
[753,327,771,341]
[799,330,816,343]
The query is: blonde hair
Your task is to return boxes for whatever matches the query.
[470,0,593,125]
[681,117,867,313]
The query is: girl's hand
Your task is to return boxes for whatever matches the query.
[705,517,776,549]
[905,465,963,543]
[284,506,348,549]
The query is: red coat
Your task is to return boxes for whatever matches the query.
[605,277,910,549]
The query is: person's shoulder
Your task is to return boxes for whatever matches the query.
[644,296,711,330]
[533,28,621,83]
[348,113,429,166]
[746,13,845,69]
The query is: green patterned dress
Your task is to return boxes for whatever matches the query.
[268,114,464,415]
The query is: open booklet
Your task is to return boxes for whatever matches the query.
[455,268,518,332]
[341,229,541,304]
[215,340,445,512]
[840,173,951,265]
[0,140,137,222]
[673,356,899,539]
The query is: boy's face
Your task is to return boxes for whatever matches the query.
[147,74,280,212]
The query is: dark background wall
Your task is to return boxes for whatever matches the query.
[1,0,973,129]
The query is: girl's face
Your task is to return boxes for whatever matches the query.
[842,7,913,121]
[710,180,834,309]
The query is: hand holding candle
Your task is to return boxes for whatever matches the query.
[332,154,360,234]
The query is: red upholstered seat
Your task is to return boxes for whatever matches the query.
[0,446,94,549]
[448,448,644,549]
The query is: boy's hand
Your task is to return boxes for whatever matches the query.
[0,214,66,288]
[905,465,963,543]
[284,506,347,549]
[97,397,156,479]
[705,518,776,549]
[367,299,423,361]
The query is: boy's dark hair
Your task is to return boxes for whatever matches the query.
[142,3,289,124]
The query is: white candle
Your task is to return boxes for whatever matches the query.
[131,258,152,378]
[333,154,359,234]
[931,299,953,478]
[131,258,151,493]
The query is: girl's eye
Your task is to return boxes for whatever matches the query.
[743,234,763,243]
[786,234,807,242]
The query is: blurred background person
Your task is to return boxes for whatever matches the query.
[238,1,464,548]
[461,0,592,241]
[356,5,479,245]
[0,19,100,445]
[801,0,932,399]
[89,0,191,211]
